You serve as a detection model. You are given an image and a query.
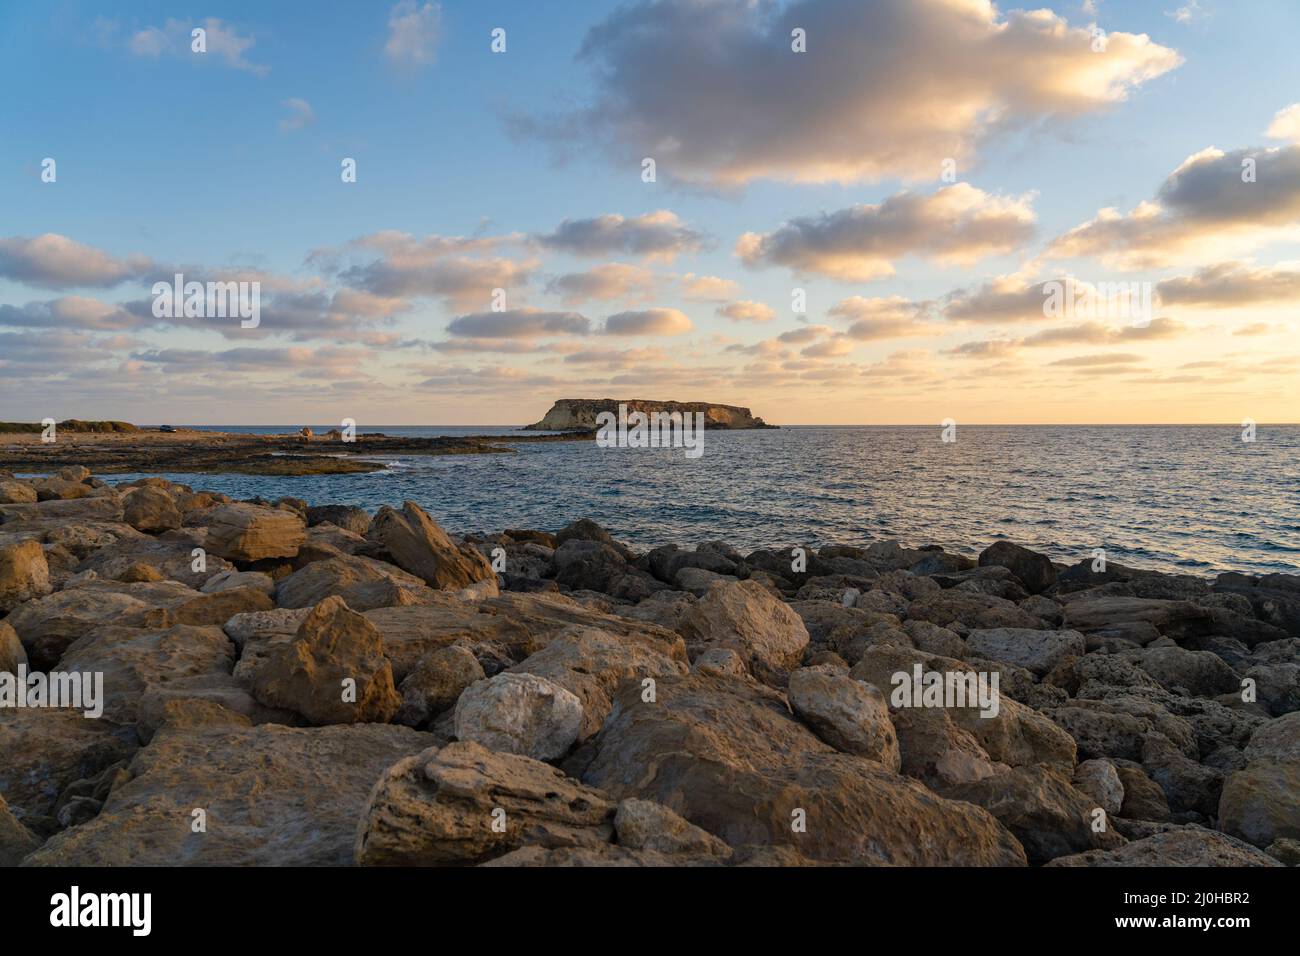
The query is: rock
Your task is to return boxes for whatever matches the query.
[122,486,181,533]
[0,794,41,865]
[306,505,371,535]
[24,709,434,865]
[1265,838,1300,866]
[1117,645,1241,697]
[1047,827,1282,867]
[978,541,1057,594]
[1115,763,1172,821]
[613,799,732,859]
[1062,596,1213,640]
[1140,732,1223,817]
[200,568,276,597]
[454,672,583,760]
[573,673,1026,865]
[480,844,697,867]
[275,555,431,611]
[1213,572,1300,636]
[787,664,901,769]
[205,502,306,561]
[679,580,809,683]
[965,627,1085,676]
[0,620,27,674]
[691,646,750,679]
[55,623,236,725]
[354,741,615,866]
[0,478,38,505]
[73,530,231,589]
[249,595,401,725]
[367,500,497,593]
[1073,759,1125,816]
[944,765,1126,864]
[550,539,628,592]
[1219,712,1300,848]
[511,625,688,740]
[904,620,966,658]
[0,538,52,612]
[675,566,736,596]
[0,710,137,820]
[395,645,485,727]
[555,518,633,561]
[906,590,1044,631]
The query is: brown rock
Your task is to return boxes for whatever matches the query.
[249,595,400,725]
[367,500,497,592]
[396,645,485,727]
[679,579,809,682]
[0,538,52,613]
[123,486,182,533]
[354,741,616,866]
[205,502,306,561]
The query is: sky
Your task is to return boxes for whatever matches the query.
[1,0,1298,426]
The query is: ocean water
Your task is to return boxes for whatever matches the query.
[107,425,1300,578]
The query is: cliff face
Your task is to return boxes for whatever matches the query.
[524,399,775,431]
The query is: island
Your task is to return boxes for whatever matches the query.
[524,399,776,431]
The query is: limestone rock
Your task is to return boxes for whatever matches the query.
[0,538,52,613]
[123,486,182,533]
[679,579,809,682]
[454,672,583,760]
[613,798,732,859]
[787,664,901,769]
[249,595,400,725]
[1047,827,1282,867]
[205,503,306,561]
[966,627,1085,677]
[396,645,485,727]
[978,541,1057,594]
[367,500,497,592]
[354,741,615,866]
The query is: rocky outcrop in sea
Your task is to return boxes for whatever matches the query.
[524,398,775,430]
[1,467,1296,867]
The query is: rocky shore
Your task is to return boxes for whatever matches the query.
[1,467,1297,867]
[0,427,587,476]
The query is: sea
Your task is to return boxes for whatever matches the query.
[102,424,1300,578]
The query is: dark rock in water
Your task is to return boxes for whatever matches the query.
[1214,572,1300,637]
[306,504,371,535]
[978,541,1057,594]
[555,518,633,561]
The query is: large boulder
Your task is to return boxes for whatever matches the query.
[0,709,137,821]
[23,705,434,865]
[944,765,1126,864]
[978,541,1057,594]
[0,621,26,674]
[510,625,688,740]
[122,486,182,533]
[249,595,401,725]
[679,580,809,682]
[367,500,497,593]
[572,673,1026,865]
[275,555,431,611]
[205,503,306,561]
[1116,645,1241,697]
[966,628,1085,677]
[1219,713,1300,848]
[1047,827,1282,867]
[354,741,615,866]
[0,478,38,505]
[396,645,485,727]
[906,590,1044,631]
[787,664,901,769]
[454,672,583,760]
[0,539,52,613]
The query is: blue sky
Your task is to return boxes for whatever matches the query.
[2,0,1298,424]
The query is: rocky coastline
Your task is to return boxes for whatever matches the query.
[1,467,1297,867]
[0,426,588,476]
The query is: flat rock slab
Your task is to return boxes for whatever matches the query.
[22,715,435,866]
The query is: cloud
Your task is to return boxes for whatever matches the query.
[522,0,1180,187]
[801,336,854,358]
[446,308,590,339]
[603,308,693,335]
[0,234,158,290]
[1021,317,1185,345]
[563,346,670,367]
[128,18,267,75]
[324,231,534,309]
[546,263,655,305]
[1267,104,1300,144]
[829,295,934,340]
[1046,145,1300,268]
[385,1,441,66]
[737,184,1035,281]
[679,273,741,302]
[279,98,316,131]
[1156,261,1300,307]
[1049,352,1145,367]
[1165,1,1208,25]
[0,296,142,331]
[716,300,776,323]
[535,211,703,261]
